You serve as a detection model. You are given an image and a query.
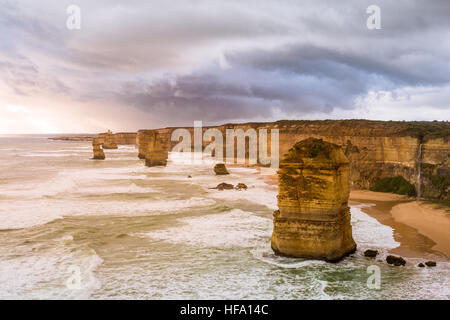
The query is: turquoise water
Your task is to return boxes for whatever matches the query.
[0,136,448,299]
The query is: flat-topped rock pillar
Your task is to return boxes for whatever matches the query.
[271,138,356,262]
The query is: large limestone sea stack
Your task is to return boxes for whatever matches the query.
[271,138,356,262]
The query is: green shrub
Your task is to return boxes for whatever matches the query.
[370,176,416,196]
[430,175,450,196]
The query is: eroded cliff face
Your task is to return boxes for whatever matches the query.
[134,120,449,201]
[271,138,356,261]
[421,137,450,201]
[114,132,137,145]
[96,131,137,149]
[97,130,118,149]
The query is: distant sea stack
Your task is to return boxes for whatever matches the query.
[98,130,118,149]
[92,139,105,160]
[271,138,356,262]
[214,163,229,175]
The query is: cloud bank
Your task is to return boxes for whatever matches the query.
[0,0,449,133]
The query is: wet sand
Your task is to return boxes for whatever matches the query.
[350,190,450,261]
[391,201,450,258]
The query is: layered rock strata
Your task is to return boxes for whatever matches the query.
[271,138,356,261]
[114,132,137,145]
[102,120,448,201]
[98,130,118,149]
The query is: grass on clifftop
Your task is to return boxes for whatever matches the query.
[370,176,416,197]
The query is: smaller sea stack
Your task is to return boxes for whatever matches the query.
[92,139,105,160]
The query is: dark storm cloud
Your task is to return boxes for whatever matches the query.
[118,65,366,122]
[107,0,450,122]
[233,43,450,87]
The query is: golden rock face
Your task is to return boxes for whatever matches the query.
[141,130,169,167]
[271,138,356,262]
[114,132,137,145]
[97,131,118,149]
[137,130,152,159]
[93,120,448,200]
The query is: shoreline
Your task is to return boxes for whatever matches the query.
[350,190,450,261]
[244,169,449,262]
[257,171,450,261]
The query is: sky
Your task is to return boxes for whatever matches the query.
[0,0,449,133]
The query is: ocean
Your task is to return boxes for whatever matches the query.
[0,136,448,299]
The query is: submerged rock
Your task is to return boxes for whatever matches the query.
[425,261,437,267]
[92,139,105,160]
[215,183,234,190]
[364,249,378,258]
[235,183,248,190]
[214,163,229,175]
[386,255,406,266]
[418,263,425,268]
[271,138,356,262]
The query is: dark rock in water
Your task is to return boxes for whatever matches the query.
[187,175,192,178]
[425,261,437,267]
[418,263,425,268]
[214,163,229,175]
[215,183,234,190]
[386,255,406,266]
[235,183,248,190]
[364,249,378,258]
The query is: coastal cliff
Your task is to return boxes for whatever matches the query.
[92,138,105,160]
[111,120,450,201]
[96,131,137,149]
[49,135,94,141]
[114,132,138,145]
[97,130,118,149]
[271,138,356,261]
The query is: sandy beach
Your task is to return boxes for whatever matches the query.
[391,201,450,257]
[350,190,450,261]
